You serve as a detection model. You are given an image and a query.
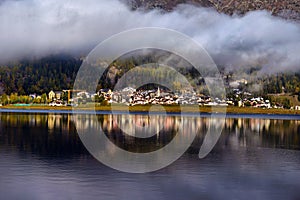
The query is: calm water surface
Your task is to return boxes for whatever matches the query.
[0,112,300,200]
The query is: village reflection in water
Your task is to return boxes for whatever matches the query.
[0,113,300,156]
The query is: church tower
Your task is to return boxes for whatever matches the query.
[157,87,161,97]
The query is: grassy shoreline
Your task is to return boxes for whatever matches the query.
[1,104,300,115]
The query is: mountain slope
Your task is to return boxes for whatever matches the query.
[124,0,300,20]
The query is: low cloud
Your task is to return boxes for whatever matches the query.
[0,0,300,73]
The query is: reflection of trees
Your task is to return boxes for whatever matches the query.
[1,113,299,158]
[74,114,209,153]
[99,115,204,153]
[0,113,86,156]
[221,118,300,150]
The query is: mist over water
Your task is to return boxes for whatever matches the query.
[0,0,300,73]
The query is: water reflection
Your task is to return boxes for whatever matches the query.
[222,118,300,150]
[0,113,300,156]
[1,113,300,199]
[0,113,86,157]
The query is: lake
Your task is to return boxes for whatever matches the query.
[0,112,300,200]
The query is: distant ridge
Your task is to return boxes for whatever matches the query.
[124,0,300,20]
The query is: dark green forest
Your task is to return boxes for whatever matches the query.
[0,54,300,98]
[0,55,81,95]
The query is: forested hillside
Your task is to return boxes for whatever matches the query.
[0,55,81,95]
[0,55,300,98]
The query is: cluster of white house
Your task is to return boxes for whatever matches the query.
[47,87,226,106]
[108,87,226,106]
[45,87,300,110]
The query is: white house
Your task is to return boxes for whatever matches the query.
[48,90,55,101]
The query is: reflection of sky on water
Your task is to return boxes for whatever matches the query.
[0,145,300,199]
